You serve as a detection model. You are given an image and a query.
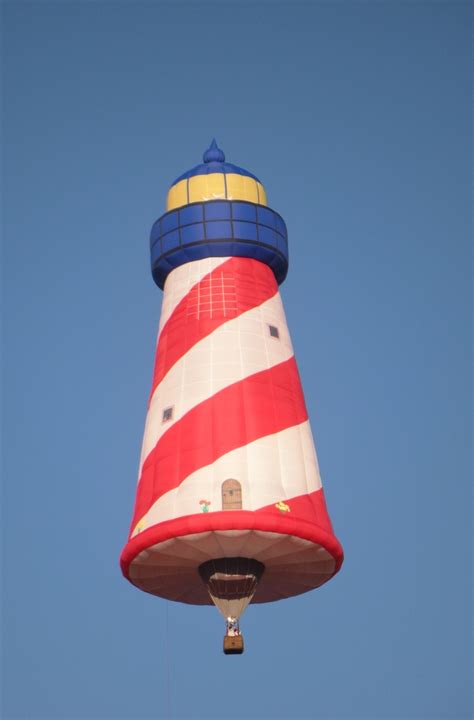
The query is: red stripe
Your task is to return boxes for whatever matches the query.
[131,356,307,534]
[255,489,335,536]
[149,257,278,399]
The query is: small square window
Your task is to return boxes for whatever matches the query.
[268,325,280,339]
[162,406,173,423]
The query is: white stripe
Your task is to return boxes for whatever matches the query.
[133,421,321,535]
[158,257,230,337]
[139,290,293,473]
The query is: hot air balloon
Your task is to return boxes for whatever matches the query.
[120,140,343,654]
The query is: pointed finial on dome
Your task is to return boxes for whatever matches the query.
[203,138,225,164]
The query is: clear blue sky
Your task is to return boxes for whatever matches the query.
[2,2,471,719]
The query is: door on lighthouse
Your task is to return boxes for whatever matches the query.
[221,479,242,510]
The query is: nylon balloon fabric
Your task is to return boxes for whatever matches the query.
[120,142,343,610]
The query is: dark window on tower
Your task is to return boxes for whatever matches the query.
[162,406,173,423]
[268,324,280,339]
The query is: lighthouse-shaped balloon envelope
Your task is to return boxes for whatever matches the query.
[120,140,344,654]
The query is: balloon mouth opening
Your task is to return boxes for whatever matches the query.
[198,557,265,619]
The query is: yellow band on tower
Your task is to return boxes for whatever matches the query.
[167,173,267,211]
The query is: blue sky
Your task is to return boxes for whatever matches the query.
[2,2,471,719]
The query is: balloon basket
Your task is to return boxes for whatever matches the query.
[223,634,244,655]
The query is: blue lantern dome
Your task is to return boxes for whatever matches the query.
[172,139,260,185]
[166,140,267,211]
[152,141,288,289]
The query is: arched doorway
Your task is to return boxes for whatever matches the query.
[221,479,242,510]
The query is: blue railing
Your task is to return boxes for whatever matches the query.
[150,200,289,288]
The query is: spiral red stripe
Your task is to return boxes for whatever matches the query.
[149,257,278,398]
[130,356,307,534]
